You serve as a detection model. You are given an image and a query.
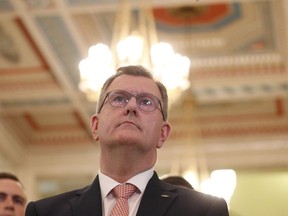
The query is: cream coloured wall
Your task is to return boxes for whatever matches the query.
[21,146,100,201]
[230,170,288,216]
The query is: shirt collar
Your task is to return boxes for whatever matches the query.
[98,168,154,198]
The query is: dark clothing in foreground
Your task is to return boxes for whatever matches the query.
[25,172,229,216]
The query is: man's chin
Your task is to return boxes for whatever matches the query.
[2,213,15,216]
[114,133,146,147]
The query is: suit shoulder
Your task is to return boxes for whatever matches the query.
[177,187,228,212]
[175,186,225,203]
[38,186,87,203]
[26,185,90,216]
[147,178,229,215]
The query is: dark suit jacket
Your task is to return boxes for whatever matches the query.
[25,172,229,216]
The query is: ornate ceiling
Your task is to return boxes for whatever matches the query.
[0,0,288,173]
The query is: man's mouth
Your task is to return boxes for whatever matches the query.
[118,121,140,130]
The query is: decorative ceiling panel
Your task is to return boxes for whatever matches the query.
[0,17,61,101]
[169,96,288,141]
[72,11,115,47]
[156,1,275,57]
[0,0,13,11]
[3,109,92,146]
[35,16,81,87]
[0,0,287,170]
[154,3,241,31]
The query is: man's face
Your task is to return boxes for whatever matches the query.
[0,179,26,216]
[92,74,170,154]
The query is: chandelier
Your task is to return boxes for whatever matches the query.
[78,0,191,104]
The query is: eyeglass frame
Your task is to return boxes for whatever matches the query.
[97,89,165,120]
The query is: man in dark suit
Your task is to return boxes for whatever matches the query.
[25,65,229,216]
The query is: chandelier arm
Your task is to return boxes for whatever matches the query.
[111,0,131,67]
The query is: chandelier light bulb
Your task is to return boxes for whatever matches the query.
[88,43,113,65]
[79,43,115,100]
[117,33,144,64]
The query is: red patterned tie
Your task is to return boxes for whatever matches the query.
[110,183,137,216]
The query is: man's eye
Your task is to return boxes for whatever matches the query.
[110,94,128,106]
[139,97,154,106]
[13,196,25,206]
[0,193,7,202]
[114,95,126,103]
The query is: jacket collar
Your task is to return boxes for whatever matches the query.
[136,172,178,216]
[70,176,102,216]
[69,172,178,216]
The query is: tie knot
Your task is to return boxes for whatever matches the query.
[112,183,137,199]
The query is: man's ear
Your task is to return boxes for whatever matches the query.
[91,114,99,141]
[157,122,171,149]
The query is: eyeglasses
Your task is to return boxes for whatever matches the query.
[98,90,165,120]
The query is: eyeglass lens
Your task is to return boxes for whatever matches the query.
[108,90,159,112]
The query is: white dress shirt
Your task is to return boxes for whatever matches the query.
[98,168,154,216]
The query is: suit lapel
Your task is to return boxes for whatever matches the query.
[136,172,178,216]
[68,173,178,216]
[70,176,102,216]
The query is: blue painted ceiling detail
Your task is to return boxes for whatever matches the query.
[0,0,14,11]
[36,16,82,89]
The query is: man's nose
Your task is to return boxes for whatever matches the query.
[4,196,15,207]
[127,96,138,107]
[124,97,138,116]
